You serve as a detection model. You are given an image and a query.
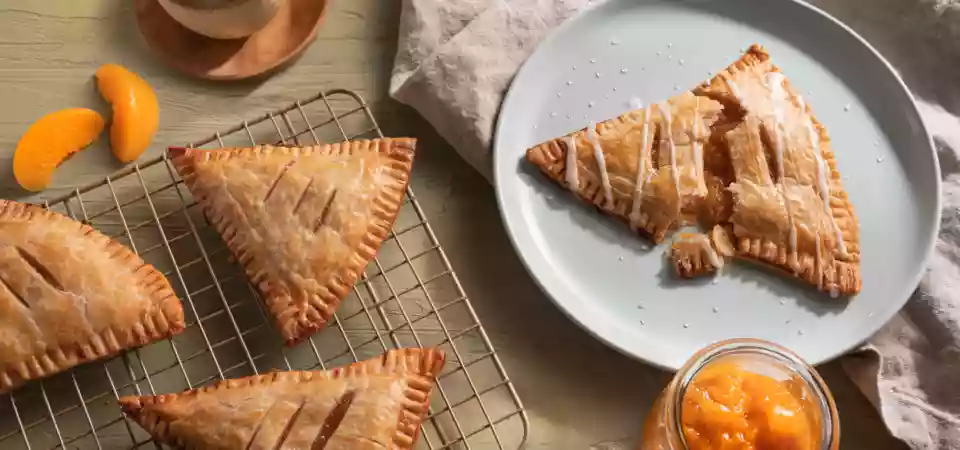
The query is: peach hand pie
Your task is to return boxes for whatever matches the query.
[119,347,444,450]
[0,200,184,393]
[170,139,416,345]
[526,45,860,296]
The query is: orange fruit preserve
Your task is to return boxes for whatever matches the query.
[680,362,818,450]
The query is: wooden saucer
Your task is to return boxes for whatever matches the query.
[134,0,329,80]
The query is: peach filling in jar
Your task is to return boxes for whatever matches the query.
[681,362,818,450]
[641,339,839,450]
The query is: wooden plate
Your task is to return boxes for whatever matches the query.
[134,0,329,80]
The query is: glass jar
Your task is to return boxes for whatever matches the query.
[641,338,839,450]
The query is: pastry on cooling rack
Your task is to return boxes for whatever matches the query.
[119,347,444,450]
[0,200,184,394]
[168,138,416,345]
[525,45,860,296]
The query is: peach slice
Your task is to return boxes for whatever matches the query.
[14,108,105,192]
[95,64,159,163]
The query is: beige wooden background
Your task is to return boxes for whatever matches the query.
[0,1,907,449]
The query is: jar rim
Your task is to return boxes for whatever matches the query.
[668,338,840,450]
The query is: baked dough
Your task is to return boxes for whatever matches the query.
[526,45,861,296]
[0,200,184,393]
[670,226,735,278]
[527,92,723,242]
[119,347,444,450]
[695,45,861,296]
[169,139,416,345]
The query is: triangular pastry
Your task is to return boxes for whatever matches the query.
[0,200,184,393]
[526,45,861,297]
[169,138,416,345]
[119,347,445,450]
[695,45,861,296]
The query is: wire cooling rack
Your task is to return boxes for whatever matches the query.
[0,89,529,449]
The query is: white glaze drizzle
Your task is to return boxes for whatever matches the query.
[768,73,788,171]
[797,96,849,259]
[629,107,650,227]
[587,122,615,209]
[766,72,799,267]
[564,135,579,190]
[659,102,682,209]
[692,96,705,195]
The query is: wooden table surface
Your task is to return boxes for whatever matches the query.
[0,1,908,449]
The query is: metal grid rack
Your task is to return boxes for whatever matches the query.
[0,89,529,449]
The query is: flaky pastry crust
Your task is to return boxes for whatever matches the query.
[0,200,184,393]
[526,45,861,297]
[169,139,416,345]
[527,92,723,243]
[695,45,860,295]
[119,347,445,450]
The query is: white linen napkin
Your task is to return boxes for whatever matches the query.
[390,0,960,448]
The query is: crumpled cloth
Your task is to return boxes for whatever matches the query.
[389,0,960,448]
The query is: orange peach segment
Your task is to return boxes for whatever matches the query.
[14,108,105,192]
[95,64,159,163]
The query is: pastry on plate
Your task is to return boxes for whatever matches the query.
[670,226,735,279]
[526,45,860,296]
[119,347,444,450]
[169,139,416,345]
[695,45,860,296]
[0,200,184,393]
[527,92,723,243]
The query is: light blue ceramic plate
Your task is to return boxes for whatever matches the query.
[494,0,939,369]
